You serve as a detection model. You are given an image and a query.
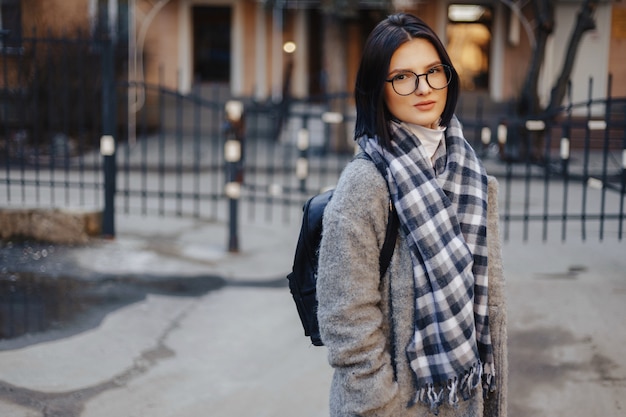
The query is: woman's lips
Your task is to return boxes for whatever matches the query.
[414,100,436,110]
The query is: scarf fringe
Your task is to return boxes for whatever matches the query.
[482,361,497,399]
[410,363,495,415]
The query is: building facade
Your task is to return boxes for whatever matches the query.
[2,0,625,107]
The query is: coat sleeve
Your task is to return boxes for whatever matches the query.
[483,176,508,417]
[316,160,399,416]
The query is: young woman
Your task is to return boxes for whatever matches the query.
[316,13,506,417]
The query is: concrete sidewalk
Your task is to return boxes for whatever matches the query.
[0,212,625,416]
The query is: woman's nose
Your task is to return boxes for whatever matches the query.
[414,75,431,95]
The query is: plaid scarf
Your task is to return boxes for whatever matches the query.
[359,116,494,414]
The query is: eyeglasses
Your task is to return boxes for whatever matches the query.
[385,64,452,96]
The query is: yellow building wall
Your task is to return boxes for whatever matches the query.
[501,6,534,102]
[609,4,626,97]
[16,0,625,102]
[22,0,90,36]
[346,22,362,98]
[142,1,180,89]
[2,0,92,89]
[240,0,257,96]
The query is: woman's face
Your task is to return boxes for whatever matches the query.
[384,38,448,129]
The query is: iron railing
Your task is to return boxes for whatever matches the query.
[1,35,624,242]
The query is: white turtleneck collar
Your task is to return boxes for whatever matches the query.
[402,122,446,165]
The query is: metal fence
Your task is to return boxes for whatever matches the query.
[478,81,626,242]
[1,35,624,243]
[1,36,99,212]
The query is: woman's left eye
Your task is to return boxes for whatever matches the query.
[428,65,444,74]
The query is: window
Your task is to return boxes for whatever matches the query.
[0,0,22,50]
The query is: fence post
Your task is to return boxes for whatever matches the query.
[101,34,117,238]
[224,100,244,253]
[296,114,309,193]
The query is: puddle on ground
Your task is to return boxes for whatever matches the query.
[0,240,288,349]
[0,271,226,348]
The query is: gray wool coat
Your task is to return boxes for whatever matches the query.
[317,157,507,417]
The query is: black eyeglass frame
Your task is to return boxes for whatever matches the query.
[385,64,452,96]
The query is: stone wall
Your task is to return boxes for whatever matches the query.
[0,209,102,244]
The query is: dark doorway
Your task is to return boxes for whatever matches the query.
[307,10,323,97]
[192,6,231,83]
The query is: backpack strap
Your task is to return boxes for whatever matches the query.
[381,195,399,382]
[380,201,398,277]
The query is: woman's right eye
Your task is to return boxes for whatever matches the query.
[394,73,412,82]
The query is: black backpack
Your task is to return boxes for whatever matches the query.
[286,155,399,346]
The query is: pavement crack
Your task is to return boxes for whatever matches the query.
[105,298,197,389]
[0,299,198,417]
